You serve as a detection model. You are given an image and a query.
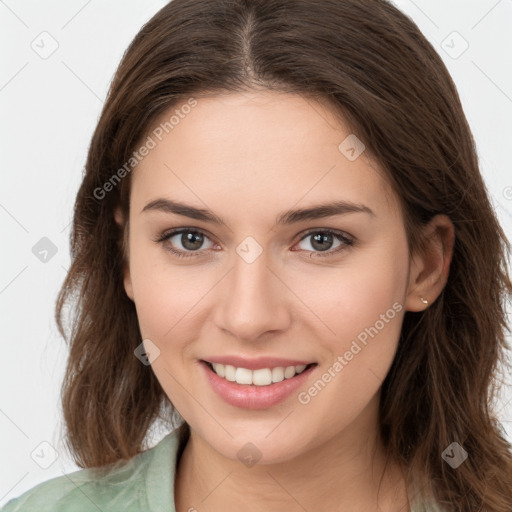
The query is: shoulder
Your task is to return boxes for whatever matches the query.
[1,430,182,512]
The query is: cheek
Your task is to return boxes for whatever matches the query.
[301,237,408,343]
[130,265,196,342]
[295,255,407,428]
[317,237,409,377]
[127,236,216,344]
[343,258,405,330]
[127,234,179,338]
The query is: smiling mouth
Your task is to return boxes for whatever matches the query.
[202,360,317,386]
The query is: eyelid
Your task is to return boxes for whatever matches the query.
[154,227,217,259]
[297,227,353,244]
[155,227,215,244]
[155,226,355,258]
[293,228,354,257]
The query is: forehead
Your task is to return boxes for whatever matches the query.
[130,91,398,221]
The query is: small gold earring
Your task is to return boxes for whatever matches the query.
[420,297,429,305]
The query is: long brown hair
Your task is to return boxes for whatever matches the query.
[56,0,512,509]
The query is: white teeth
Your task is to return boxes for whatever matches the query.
[224,364,236,382]
[235,367,253,385]
[212,363,225,378]
[284,366,296,379]
[271,367,284,383]
[252,368,272,386]
[209,362,310,386]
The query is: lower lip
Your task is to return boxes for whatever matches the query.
[200,361,317,410]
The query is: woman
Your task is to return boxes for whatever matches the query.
[3,0,512,511]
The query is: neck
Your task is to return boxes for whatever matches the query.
[174,397,410,512]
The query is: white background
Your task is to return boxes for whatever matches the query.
[1,0,511,506]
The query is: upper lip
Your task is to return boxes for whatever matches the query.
[202,356,316,370]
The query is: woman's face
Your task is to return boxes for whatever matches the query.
[122,91,415,463]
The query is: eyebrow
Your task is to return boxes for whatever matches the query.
[141,198,375,226]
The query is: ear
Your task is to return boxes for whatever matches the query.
[114,207,134,301]
[405,214,455,312]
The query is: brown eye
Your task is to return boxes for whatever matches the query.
[294,230,354,257]
[157,228,215,258]
[176,231,205,251]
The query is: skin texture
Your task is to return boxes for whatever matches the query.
[117,91,454,512]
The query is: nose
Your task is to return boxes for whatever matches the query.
[213,247,291,342]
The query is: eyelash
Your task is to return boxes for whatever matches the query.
[154,228,355,259]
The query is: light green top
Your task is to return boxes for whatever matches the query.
[1,429,441,511]
[1,431,181,512]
